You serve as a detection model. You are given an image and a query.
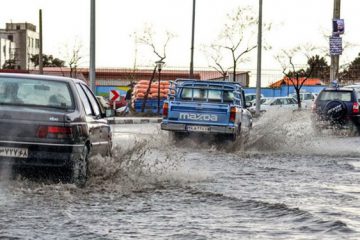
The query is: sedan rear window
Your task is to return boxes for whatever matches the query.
[318,91,352,102]
[0,77,74,109]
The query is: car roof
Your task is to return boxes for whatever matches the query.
[175,78,243,88]
[322,87,354,91]
[344,84,360,89]
[0,73,85,84]
[273,96,294,99]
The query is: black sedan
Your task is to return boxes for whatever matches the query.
[0,73,112,186]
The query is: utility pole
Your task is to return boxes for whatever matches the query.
[39,9,43,74]
[330,0,341,83]
[89,0,96,92]
[189,0,196,79]
[255,0,263,116]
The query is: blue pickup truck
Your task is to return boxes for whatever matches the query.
[161,79,253,142]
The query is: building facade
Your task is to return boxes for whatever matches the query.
[0,22,39,70]
[0,38,16,68]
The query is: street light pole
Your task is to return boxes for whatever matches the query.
[89,0,96,93]
[255,0,263,116]
[189,0,196,79]
[156,60,165,114]
[39,9,43,74]
[330,0,341,84]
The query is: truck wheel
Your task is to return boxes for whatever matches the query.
[229,134,237,142]
[170,132,186,141]
[71,145,89,188]
[229,124,242,142]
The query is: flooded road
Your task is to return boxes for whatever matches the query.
[1,110,360,239]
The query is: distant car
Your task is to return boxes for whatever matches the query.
[312,86,360,134]
[344,83,360,94]
[245,93,264,103]
[96,95,110,109]
[289,92,318,108]
[249,96,299,112]
[249,97,270,107]
[0,73,112,187]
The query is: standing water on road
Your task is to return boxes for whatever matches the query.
[1,110,360,239]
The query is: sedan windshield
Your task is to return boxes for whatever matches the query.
[0,77,74,109]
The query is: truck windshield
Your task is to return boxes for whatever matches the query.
[180,88,234,103]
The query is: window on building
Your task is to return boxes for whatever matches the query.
[35,39,40,48]
[7,35,13,41]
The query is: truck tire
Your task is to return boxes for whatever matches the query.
[170,132,187,142]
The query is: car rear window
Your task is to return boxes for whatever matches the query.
[0,77,74,109]
[318,91,352,102]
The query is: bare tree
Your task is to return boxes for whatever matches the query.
[61,41,83,78]
[205,6,270,83]
[68,46,82,78]
[202,44,230,80]
[134,25,175,112]
[275,45,319,109]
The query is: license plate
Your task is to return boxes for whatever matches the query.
[187,125,210,132]
[0,147,29,158]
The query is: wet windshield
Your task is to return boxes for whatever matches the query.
[0,77,74,109]
[180,87,235,103]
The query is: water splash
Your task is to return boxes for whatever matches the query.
[245,109,360,156]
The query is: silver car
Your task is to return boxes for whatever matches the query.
[249,96,300,112]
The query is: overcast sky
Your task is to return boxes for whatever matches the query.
[2,0,360,84]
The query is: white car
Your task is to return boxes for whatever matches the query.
[344,84,360,96]
[249,96,300,112]
[245,93,264,103]
[289,92,317,108]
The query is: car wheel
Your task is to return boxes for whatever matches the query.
[228,124,241,142]
[349,123,360,137]
[106,141,112,157]
[229,133,237,142]
[71,145,89,188]
[170,132,187,142]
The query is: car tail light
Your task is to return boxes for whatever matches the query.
[229,106,236,123]
[162,102,169,118]
[37,126,72,139]
[353,102,359,113]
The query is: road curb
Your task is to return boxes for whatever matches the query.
[107,117,162,124]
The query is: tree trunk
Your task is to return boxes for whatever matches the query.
[295,88,302,109]
[233,60,236,82]
[141,66,157,112]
